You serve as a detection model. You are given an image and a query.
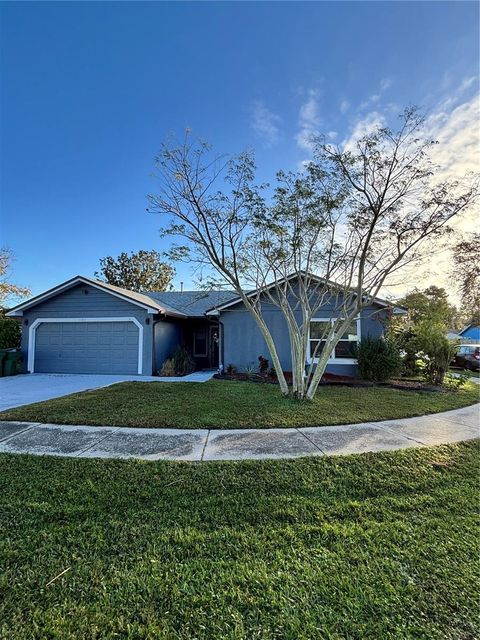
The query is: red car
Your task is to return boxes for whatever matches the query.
[452,344,480,371]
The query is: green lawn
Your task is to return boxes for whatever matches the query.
[1,443,478,639]
[450,366,480,379]
[0,379,478,429]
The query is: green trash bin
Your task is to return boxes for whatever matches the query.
[3,349,23,376]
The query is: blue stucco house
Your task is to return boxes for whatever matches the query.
[6,274,400,378]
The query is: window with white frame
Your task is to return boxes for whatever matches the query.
[309,318,360,362]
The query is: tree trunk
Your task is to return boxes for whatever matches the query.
[245,303,290,396]
[305,315,358,400]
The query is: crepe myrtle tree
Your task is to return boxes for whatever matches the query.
[147,109,478,400]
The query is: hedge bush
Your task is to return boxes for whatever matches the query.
[356,336,402,382]
[0,316,21,349]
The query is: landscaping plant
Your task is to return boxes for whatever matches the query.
[258,355,269,375]
[414,323,458,386]
[172,345,195,376]
[0,316,21,349]
[159,358,176,377]
[356,336,402,382]
[443,370,470,392]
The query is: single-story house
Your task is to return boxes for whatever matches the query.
[6,274,402,377]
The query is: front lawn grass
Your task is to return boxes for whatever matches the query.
[0,379,478,429]
[1,443,478,639]
[450,366,480,379]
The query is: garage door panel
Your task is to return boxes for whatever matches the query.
[34,321,140,374]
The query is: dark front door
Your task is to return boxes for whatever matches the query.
[209,325,219,368]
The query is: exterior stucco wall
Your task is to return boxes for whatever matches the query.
[219,299,388,376]
[20,284,153,375]
[153,318,184,373]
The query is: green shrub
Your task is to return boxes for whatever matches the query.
[356,336,402,382]
[0,316,21,349]
[258,356,269,375]
[443,370,470,392]
[413,322,457,386]
[172,346,195,376]
[392,328,421,376]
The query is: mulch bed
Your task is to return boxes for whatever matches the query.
[213,372,442,393]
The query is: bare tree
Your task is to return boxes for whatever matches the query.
[0,248,30,307]
[147,109,478,400]
[451,233,480,323]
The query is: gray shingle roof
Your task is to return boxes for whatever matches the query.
[147,290,237,317]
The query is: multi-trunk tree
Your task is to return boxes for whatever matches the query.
[148,109,478,400]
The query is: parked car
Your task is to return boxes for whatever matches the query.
[451,344,480,370]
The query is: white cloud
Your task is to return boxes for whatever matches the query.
[339,99,350,114]
[360,87,478,301]
[380,77,391,91]
[342,111,386,151]
[459,75,478,92]
[296,89,321,151]
[421,91,480,298]
[250,101,281,146]
[326,131,338,140]
[358,78,392,112]
[428,93,480,185]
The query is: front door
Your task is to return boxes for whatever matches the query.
[209,325,219,368]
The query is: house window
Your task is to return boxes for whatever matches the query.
[193,327,207,357]
[309,318,360,363]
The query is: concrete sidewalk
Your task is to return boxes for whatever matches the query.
[0,403,478,461]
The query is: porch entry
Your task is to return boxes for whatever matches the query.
[193,323,219,369]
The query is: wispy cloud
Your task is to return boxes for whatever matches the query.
[379,77,391,91]
[345,81,480,300]
[250,101,281,146]
[358,78,392,111]
[296,89,321,151]
[342,111,386,151]
[339,99,350,114]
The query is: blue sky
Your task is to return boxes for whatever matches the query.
[1,1,478,298]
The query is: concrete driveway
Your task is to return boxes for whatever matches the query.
[0,372,214,411]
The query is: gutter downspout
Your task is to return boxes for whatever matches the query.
[218,320,224,373]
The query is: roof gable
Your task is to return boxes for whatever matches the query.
[6,276,187,318]
[204,273,407,314]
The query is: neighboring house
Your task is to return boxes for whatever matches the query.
[6,274,401,377]
[447,330,461,341]
[459,324,480,343]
